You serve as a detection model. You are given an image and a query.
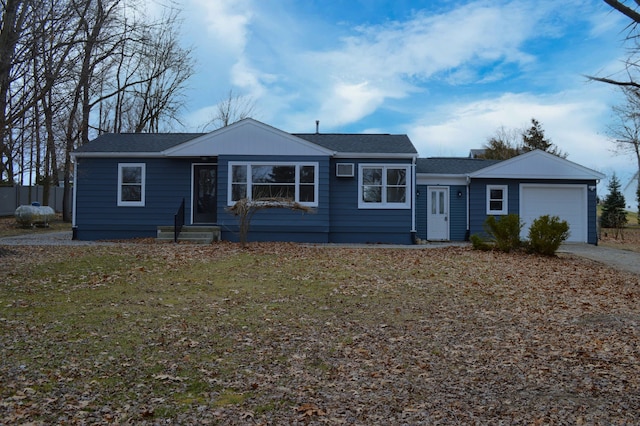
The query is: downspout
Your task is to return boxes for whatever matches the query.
[411,156,417,244]
[71,155,78,239]
[465,175,470,240]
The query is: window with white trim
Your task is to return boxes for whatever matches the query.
[486,185,508,215]
[118,163,145,207]
[358,164,411,209]
[228,162,318,206]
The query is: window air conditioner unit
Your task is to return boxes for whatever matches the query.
[336,163,355,177]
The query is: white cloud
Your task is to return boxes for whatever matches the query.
[407,89,632,181]
[175,0,635,191]
[190,0,253,55]
[318,81,389,127]
[291,1,550,127]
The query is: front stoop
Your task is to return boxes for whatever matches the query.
[157,226,221,244]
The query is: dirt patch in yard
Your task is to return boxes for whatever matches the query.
[1,242,639,424]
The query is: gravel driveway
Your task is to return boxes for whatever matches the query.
[558,243,640,275]
[0,231,116,246]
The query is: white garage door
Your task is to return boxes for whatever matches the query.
[520,184,587,243]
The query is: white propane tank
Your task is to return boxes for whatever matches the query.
[15,203,56,227]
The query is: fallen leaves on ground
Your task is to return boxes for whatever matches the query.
[0,241,639,424]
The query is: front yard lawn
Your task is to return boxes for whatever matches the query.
[1,242,639,424]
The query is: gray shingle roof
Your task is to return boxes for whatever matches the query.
[417,157,502,174]
[294,133,417,154]
[74,132,417,155]
[74,133,205,153]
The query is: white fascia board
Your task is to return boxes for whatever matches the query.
[333,153,417,160]
[416,174,467,186]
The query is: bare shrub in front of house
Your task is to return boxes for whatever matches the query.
[226,198,314,247]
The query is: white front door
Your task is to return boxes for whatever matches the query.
[427,186,449,241]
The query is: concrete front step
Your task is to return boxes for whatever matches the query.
[157,225,221,244]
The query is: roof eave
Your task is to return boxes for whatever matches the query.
[416,173,468,178]
[470,173,605,180]
[333,152,417,159]
[71,152,166,159]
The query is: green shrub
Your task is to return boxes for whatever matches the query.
[483,214,523,253]
[470,234,492,251]
[526,215,570,256]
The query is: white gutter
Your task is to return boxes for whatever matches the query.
[411,156,417,236]
[333,152,417,160]
[466,175,471,235]
[72,158,78,228]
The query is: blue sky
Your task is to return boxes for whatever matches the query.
[173,0,636,187]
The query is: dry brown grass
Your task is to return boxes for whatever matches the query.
[600,227,640,253]
[1,242,639,424]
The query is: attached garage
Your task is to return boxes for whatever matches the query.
[468,150,605,245]
[520,184,587,243]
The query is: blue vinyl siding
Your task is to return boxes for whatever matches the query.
[328,159,414,244]
[75,157,192,240]
[469,180,519,240]
[469,179,599,244]
[449,185,468,241]
[216,155,331,243]
[416,185,428,240]
[416,185,468,241]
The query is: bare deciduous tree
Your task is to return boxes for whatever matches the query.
[608,87,640,215]
[226,197,314,248]
[481,126,521,160]
[480,119,565,160]
[1,0,193,221]
[202,89,257,131]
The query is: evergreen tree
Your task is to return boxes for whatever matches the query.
[600,173,628,231]
[521,118,567,158]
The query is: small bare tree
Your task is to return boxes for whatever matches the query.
[226,198,314,248]
[202,89,256,131]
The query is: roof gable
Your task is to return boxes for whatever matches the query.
[469,150,605,180]
[163,118,334,157]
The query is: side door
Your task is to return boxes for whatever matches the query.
[427,186,449,241]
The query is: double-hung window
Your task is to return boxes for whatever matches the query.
[229,162,318,206]
[486,185,508,215]
[358,164,411,209]
[117,163,145,207]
